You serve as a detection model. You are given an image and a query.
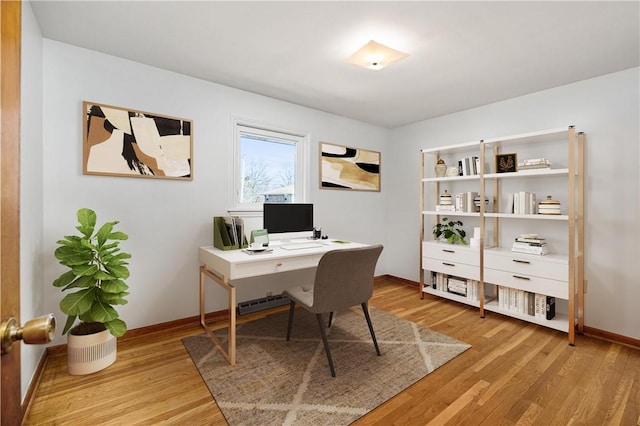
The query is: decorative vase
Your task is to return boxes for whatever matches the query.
[67,329,117,375]
[435,162,447,177]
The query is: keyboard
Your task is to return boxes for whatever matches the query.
[280,242,323,250]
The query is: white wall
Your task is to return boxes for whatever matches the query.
[41,40,389,347]
[20,2,45,401]
[387,67,640,340]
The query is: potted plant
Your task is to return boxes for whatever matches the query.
[432,217,467,244]
[53,208,131,374]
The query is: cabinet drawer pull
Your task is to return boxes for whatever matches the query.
[513,259,531,264]
[442,249,455,253]
[513,275,530,280]
[442,262,455,267]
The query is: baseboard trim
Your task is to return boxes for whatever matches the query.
[21,348,50,421]
[383,274,639,350]
[582,326,640,350]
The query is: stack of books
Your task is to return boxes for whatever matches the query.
[518,158,550,170]
[512,234,548,255]
[498,286,555,319]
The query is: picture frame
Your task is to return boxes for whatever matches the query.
[320,142,380,191]
[495,152,517,173]
[83,101,193,180]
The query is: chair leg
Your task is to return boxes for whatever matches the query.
[316,314,336,377]
[328,311,334,327]
[286,301,296,341]
[362,302,381,356]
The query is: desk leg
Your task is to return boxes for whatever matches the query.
[199,265,237,365]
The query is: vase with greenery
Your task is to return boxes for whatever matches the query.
[432,217,467,244]
[53,208,131,337]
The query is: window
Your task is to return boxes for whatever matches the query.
[231,119,309,212]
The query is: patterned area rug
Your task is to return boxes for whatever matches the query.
[182,307,470,425]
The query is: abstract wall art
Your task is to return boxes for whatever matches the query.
[83,101,193,180]
[320,142,380,191]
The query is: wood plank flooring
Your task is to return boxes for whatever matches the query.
[24,278,640,425]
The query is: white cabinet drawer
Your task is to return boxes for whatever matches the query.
[422,242,480,266]
[231,254,323,279]
[484,250,567,281]
[423,257,480,280]
[483,268,568,299]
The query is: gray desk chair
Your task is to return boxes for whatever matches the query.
[283,245,384,377]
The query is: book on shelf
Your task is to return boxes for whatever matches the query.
[513,191,537,214]
[453,191,479,212]
[546,296,556,320]
[498,287,555,319]
[515,236,546,244]
[447,276,468,297]
[518,158,550,170]
[458,156,480,176]
[511,245,549,255]
[436,204,456,212]
[512,233,549,254]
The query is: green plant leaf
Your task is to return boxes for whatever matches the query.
[63,275,96,290]
[90,300,118,323]
[60,288,95,316]
[61,315,77,335]
[105,319,127,337]
[54,245,93,264]
[105,264,130,279]
[109,231,128,241]
[52,270,77,288]
[100,292,129,304]
[96,221,117,247]
[76,208,96,238]
[101,279,129,293]
[72,264,99,276]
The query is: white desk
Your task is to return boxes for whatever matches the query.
[198,240,367,365]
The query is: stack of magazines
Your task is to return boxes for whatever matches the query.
[512,234,548,255]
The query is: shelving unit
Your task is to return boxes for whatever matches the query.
[419,126,584,344]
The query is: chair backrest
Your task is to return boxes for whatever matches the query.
[310,245,383,313]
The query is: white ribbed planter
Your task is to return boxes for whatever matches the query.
[67,329,117,375]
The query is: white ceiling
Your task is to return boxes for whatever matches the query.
[29,1,639,128]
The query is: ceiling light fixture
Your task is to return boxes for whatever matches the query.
[345,40,409,71]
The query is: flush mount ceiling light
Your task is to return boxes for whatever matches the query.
[345,40,409,70]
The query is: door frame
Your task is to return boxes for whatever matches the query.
[1,0,23,424]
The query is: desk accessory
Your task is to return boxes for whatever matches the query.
[250,229,269,246]
[213,216,248,250]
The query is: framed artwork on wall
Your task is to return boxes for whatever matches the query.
[83,101,193,180]
[320,142,380,191]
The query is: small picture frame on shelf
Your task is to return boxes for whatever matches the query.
[495,153,517,173]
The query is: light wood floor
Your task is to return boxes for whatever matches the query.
[24,278,640,425]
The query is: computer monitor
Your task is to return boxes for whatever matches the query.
[263,203,314,240]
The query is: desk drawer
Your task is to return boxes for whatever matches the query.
[484,251,567,281]
[422,257,480,280]
[422,243,479,266]
[231,254,323,279]
[484,268,567,299]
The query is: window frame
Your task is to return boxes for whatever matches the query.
[229,117,310,215]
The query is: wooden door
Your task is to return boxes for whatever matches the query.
[1,1,23,424]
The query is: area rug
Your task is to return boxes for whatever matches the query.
[182,307,470,425]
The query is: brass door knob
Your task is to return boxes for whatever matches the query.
[1,314,56,355]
